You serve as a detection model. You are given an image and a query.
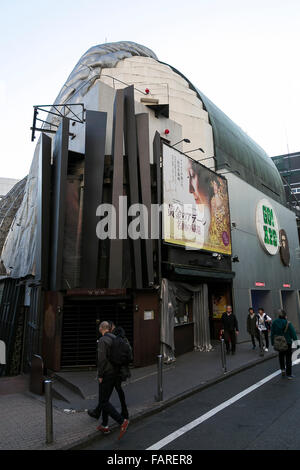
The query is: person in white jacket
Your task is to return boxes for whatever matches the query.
[256,308,272,351]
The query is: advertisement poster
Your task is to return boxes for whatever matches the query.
[212,294,228,319]
[162,144,232,254]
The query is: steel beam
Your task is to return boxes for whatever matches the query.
[153,131,162,284]
[36,133,51,288]
[49,118,69,291]
[123,86,143,289]
[108,90,124,288]
[136,113,154,286]
[81,110,107,288]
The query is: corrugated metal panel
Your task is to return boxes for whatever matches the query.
[61,297,133,368]
[160,61,286,205]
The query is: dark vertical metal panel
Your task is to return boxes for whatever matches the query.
[0,279,24,376]
[136,113,154,286]
[49,118,69,291]
[62,177,81,289]
[81,111,107,288]
[153,132,162,283]
[36,133,51,288]
[109,90,124,288]
[123,86,143,289]
[42,291,63,371]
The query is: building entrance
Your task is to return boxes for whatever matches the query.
[61,296,133,368]
[281,290,299,331]
[208,283,232,340]
[251,290,272,315]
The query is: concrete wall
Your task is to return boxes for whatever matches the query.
[98,56,215,169]
[225,172,300,339]
[68,80,183,162]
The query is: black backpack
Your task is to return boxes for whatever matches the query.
[109,335,133,366]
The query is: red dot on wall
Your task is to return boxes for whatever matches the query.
[164,129,170,135]
[145,88,150,94]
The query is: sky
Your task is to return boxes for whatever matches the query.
[1,0,300,179]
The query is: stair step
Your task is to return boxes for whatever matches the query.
[51,372,86,399]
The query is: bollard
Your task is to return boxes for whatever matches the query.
[155,354,163,402]
[44,379,53,444]
[220,339,227,373]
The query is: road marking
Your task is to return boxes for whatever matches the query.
[147,360,300,450]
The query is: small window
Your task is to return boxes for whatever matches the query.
[175,300,193,325]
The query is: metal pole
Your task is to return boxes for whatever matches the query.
[155,354,163,402]
[44,379,53,444]
[220,339,227,373]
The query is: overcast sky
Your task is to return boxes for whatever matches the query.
[1,0,299,179]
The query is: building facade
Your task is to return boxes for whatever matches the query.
[1,41,299,375]
[272,151,300,242]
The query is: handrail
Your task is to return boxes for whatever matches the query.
[101,74,149,95]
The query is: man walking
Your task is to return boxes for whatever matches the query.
[221,305,239,355]
[91,321,129,439]
[100,325,132,430]
[256,308,272,352]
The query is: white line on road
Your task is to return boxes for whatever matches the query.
[147,360,300,451]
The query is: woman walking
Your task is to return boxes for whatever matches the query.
[271,309,298,379]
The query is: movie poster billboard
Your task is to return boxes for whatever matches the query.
[162,144,232,254]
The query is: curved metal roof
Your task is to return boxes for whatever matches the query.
[52,40,286,204]
[163,62,286,204]
[195,91,286,204]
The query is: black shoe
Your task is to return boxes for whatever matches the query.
[88,409,100,419]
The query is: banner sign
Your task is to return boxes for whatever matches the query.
[162,144,232,254]
[256,199,279,255]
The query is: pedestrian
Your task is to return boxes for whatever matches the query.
[247,307,258,349]
[256,308,272,352]
[221,305,239,355]
[88,321,129,439]
[271,309,298,379]
[100,325,132,430]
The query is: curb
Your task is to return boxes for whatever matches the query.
[59,351,277,450]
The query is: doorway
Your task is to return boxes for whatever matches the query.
[250,290,272,315]
[61,296,133,368]
[281,290,300,331]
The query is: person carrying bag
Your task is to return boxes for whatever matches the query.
[271,309,298,379]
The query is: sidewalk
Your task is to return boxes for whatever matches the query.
[0,342,277,450]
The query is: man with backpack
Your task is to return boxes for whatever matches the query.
[271,309,298,379]
[88,321,129,439]
[100,324,133,431]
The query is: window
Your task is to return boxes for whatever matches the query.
[175,300,193,325]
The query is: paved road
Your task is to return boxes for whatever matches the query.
[81,356,300,451]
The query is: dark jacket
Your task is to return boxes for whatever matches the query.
[247,313,257,336]
[271,318,298,346]
[113,326,133,381]
[221,312,239,332]
[97,332,116,378]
